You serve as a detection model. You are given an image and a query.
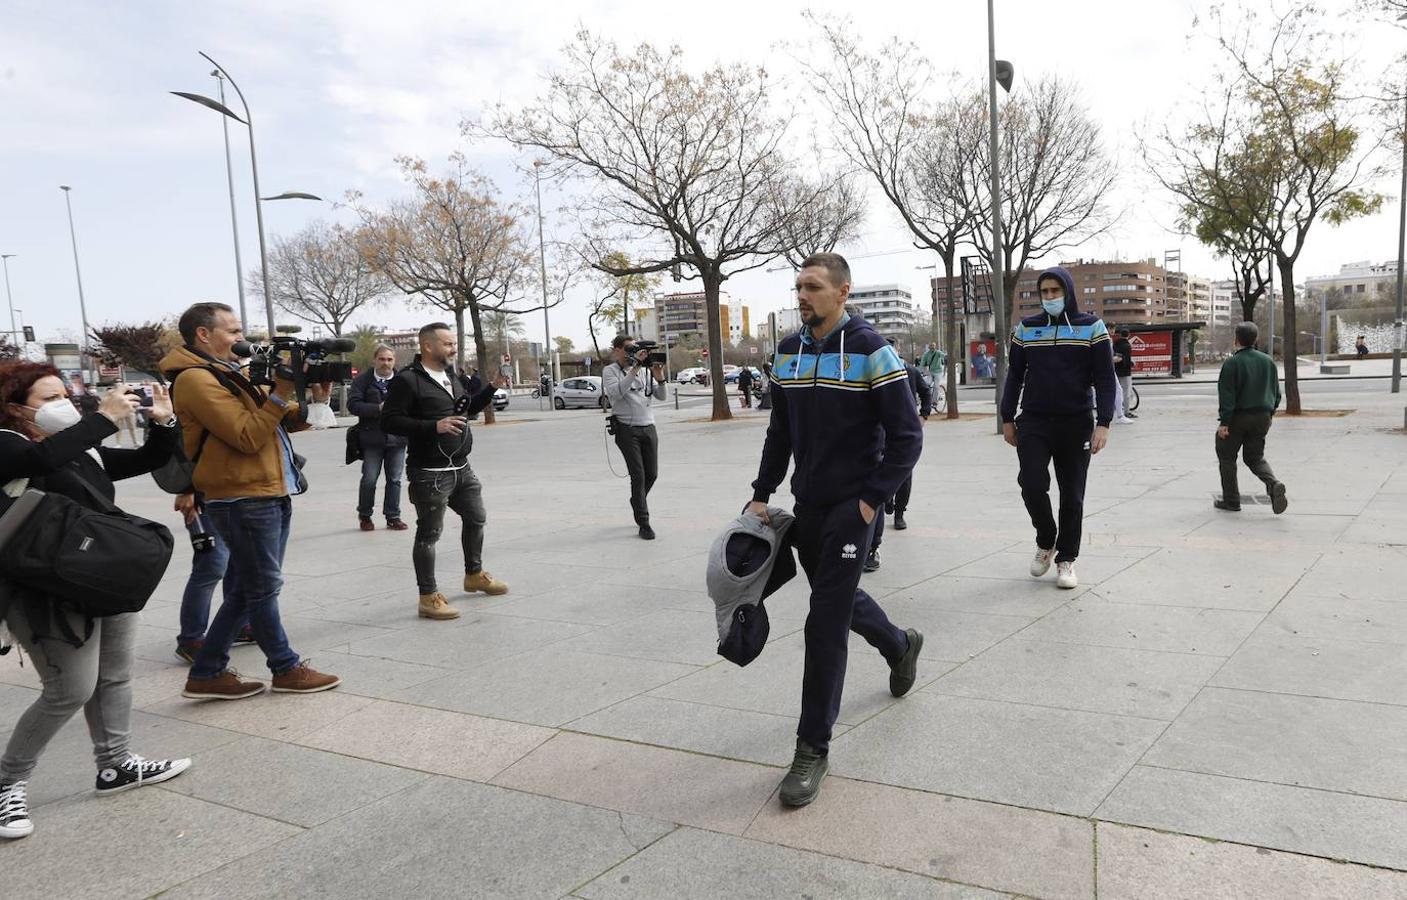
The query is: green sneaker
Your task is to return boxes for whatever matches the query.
[889,628,924,698]
[779,740,828,808]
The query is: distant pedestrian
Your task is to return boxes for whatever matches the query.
[758,361,773,410]
[1214,321,1287,514]
[1112,328,1136,422]
[865,351,930,569]
[1355,335,1369,360]
[737,365,754,408]
[1001,266,1116,590]
[604,335,667,540]
[347,345,408,532]
[919,341,946,394]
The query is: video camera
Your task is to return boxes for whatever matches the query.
[624,339,666,367]
[233,326,356,405]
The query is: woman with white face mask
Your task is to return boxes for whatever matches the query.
[0,363,191,840]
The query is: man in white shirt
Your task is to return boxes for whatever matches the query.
[603,334,666,540]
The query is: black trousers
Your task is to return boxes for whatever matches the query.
[1016,413,1093,563]
[1216,411,1277,503]
[793,499,908,752]
[868,475,912,551]
[613,423,659,525]
[408,465,486,594]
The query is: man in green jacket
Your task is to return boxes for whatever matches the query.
[1215,322,1287,514]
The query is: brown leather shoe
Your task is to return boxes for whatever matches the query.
[418,591,460,620]
[359,519,375,532]
[463,570,508,596]
[182,669,265,701]
[270,661,341,694]
[386,518,409,531]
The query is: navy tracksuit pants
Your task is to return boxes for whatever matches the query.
[1015,412,1094,563]
[792,498,909,752]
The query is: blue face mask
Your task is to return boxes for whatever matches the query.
[1042,297,1066,317]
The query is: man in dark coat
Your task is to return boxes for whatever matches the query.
[347,344,409,531]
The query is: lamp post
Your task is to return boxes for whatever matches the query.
[532,160,555,410]
[1393,37,1407,391]
[987,0,1014,434]
[58,186,95,387]
[212,70,250,328]
[1,253,16,340]
[173,52,321,339]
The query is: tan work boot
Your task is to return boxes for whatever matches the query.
[270,661,341,694]
[463,570,508,596]
[418,591,460,620]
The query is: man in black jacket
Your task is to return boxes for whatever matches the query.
[381,323,507,621]
[347,344,408,532]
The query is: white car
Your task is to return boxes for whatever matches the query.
[554,376,608,409]
[676,367,705,384]
[493,387,509,411]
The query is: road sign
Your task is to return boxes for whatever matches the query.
[701,348,709,358]
[749,346,758,355]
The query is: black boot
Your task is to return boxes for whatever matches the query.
[863,547,881,572]
[893,512,907,530]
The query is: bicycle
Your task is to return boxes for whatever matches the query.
[1128,383,1140,412]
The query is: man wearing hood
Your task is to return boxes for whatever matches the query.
[1001,266,1116,590]
[747,253,925,808]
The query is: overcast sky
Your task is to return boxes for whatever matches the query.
[2,0,1402,352]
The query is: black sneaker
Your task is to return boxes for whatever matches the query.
[639,524,656,541]
[0,781,33,839]
[889,628,924,697]
[95,754,192,796]
[863,548,881,572]
[1270,481,1288,515]
[884,500,894,514]
[893,513,907,530]
[1213,498,1241,512]
[778,740,829,808]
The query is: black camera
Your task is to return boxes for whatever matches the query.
[186,511,217,554]
[624,340,666,367]
[233,327,356,405]
[453,393,473,416]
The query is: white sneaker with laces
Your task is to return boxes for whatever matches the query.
[0,780,33,839]
[1056,560,1078,589]
[1030,546,1055,577]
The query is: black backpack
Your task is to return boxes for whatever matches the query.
[0,479,173,620]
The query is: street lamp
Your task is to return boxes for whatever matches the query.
[987,0,1014,434]
[1,253,16,341]
[173,52,322,339]
[532,160,555,410]
[1393,11,1407,392]
[58,186,95,387]
[211,71,250,329]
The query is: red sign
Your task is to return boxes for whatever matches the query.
[1128,331,1173,375]
[701,348,710,358]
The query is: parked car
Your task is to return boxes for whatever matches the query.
[554,375,608,410]
[493,387,509,411]
[676,367,705,384]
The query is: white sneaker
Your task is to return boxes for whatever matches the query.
[0,780,33,839]
[1115,416,1134,424]
[1056,561,1078,589]
[1029,546,1055,577]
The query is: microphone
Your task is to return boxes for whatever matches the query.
[231,340,254,358]
[314,338,357,354]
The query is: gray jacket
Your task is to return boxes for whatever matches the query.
[707,506,796,645]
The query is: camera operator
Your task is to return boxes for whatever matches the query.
[604,334,666,540]
[161,302,340,700]
[347,344,408,532]
[0,364,190,840]
[380,322,507,622]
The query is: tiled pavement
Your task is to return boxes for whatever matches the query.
[3,386,1407,898]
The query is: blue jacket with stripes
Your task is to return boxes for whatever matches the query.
[752,314,923,510]
[1000,266,1118,426]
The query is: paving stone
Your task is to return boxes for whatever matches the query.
[943,550,1142,586]
[576,826,1004,899]
[926,639,1222,720]
[162,734,427,826]
[1097,775,1407,878]
[494,732,780,834]
[866,598,1040,662]
[1212,630,1407,706]
[286,648,455,700]
[568,694,842,767]
[142,688,374,742]
[1263,591,1407,645]
[342,610,594,670]
[831,693,1165,816]
[1016,595,1264,655]
[0,786,297,900]
[1141,687,1407,802]
[393,649,698,727]
[746,775,1093,899]
[559,607,733,666]
[881,574,1089,618]
[1097,821,1407,900]
[1091,547,1311,611]
[162,776,674,900]
[296,698,555,780]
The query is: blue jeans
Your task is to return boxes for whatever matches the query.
[358,443,406,520]
[189,497,300,679]
[177,530,231,645]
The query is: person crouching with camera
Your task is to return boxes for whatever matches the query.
[380,322,507,622]
[604,335,666,540]
[161,302,340,701]
[0,365,190,840]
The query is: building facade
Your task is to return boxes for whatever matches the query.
[632,291,750,346]
[846,284,916,341]
[1304,260,1399,302]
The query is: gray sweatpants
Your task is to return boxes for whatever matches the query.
[0,603,135,784]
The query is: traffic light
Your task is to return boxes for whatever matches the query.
[22,326,34,342]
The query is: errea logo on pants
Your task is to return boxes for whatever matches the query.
[841,543,857,559]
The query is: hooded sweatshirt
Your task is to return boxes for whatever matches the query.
[1000,266,1117,426]
[752,314,922,510]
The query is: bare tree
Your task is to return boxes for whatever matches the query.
[91,322,177,382]
[486,32,810,420]
[768,172,867,269]
[253,221,388,337]
[352,155,568,422]
[800,17,984,418]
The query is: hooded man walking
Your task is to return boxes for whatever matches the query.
[1001,266,1116,590]
[748,252,924,808]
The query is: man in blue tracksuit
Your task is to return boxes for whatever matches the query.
[1001,266,1116,590]
[748,252,925,808]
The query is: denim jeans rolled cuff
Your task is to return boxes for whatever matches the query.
[190,497,301,679]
